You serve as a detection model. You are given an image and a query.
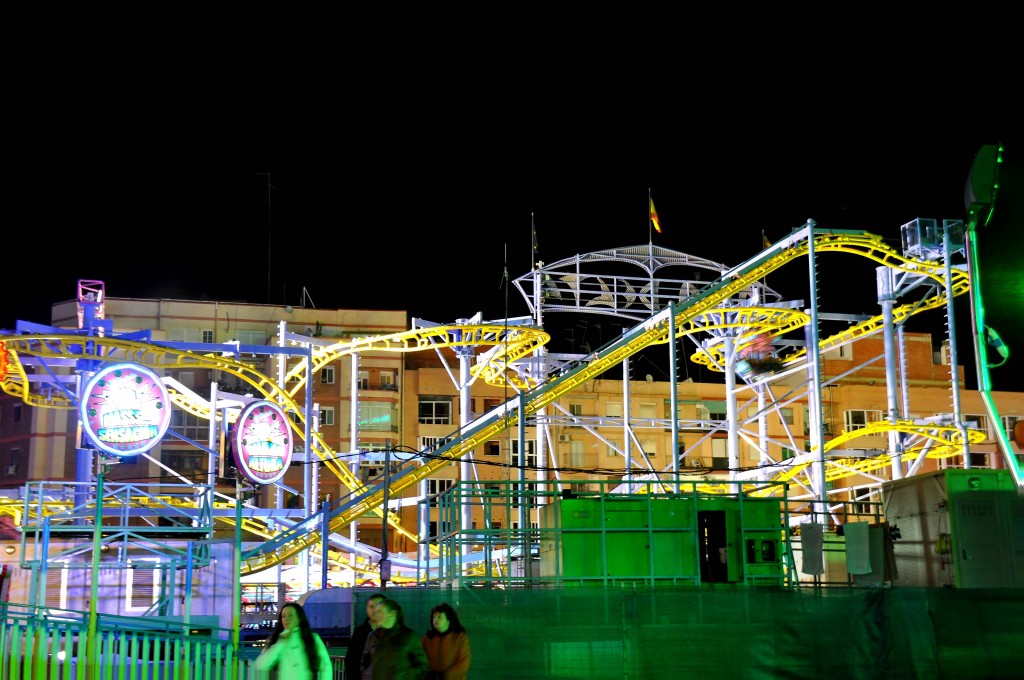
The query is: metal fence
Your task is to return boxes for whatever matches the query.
[1,601,242,679]
[0,600,348,680]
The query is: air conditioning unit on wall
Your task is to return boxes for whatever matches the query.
[3,465,15,476]
[557,434,571,443]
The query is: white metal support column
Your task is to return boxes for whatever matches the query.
[941,222,971,465]
[300,342,313,594]
[668,304,680,491]
[456,320,475,553]
[532,264,549,499]
[349,352,360,579]
[876,267,906,480]
[623,348,632,483]
[276,321,287,588]
[723,333,740,480]
[207,382,219,495]
[804,222,828,519]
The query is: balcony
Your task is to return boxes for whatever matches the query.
[357,381,398,392]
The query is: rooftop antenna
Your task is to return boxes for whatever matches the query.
[257,173,275,304]
[301,286,316,309]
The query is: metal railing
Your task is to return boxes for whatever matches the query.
[0,601,247,679]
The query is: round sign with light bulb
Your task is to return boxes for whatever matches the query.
[233,401,293,485]
[79,363,172,456]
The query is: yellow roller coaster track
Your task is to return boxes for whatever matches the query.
[0,324,549,568]
[237,230,973,573]
[690,230,970,369]
[738,420,986,498]
[0,230,971,574]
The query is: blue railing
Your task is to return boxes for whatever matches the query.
[0,601,254,679]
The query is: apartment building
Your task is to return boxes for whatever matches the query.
[1,297,1022,569]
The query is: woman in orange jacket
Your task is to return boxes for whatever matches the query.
[420,602,471,680]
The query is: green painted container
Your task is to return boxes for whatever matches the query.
[539,494,784,586]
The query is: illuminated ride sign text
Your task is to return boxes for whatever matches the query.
[80,363,172,456]
[233,401,293,485]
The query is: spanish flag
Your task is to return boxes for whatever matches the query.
[650,197,662,234]
[762,231,771,249]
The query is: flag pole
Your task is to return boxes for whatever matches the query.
[648,188,652,244]
[531,213,537,270]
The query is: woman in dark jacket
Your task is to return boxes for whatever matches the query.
[361,598,428,680]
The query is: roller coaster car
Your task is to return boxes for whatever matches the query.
[736,356,786,379]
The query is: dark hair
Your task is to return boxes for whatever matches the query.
[265,602,320,673]
[377,598,409,629]
[426,602,466,637]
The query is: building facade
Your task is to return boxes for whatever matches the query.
[1,296,1022,608]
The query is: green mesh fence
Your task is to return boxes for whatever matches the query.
[354,586,1024,679]
[5,587,1021,678]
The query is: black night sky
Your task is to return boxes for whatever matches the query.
[4,136,1020,391]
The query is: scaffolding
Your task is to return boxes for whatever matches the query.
[423,477,793,589]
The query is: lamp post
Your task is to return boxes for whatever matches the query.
[962,144,1022,486]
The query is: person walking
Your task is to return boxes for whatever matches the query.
[361,598,429,680]
[421,602,471,680]
[254,601,333,679]
[345,592,386,680]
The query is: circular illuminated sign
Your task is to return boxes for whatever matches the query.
[233,401,293,485]
[80,363,171,456]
